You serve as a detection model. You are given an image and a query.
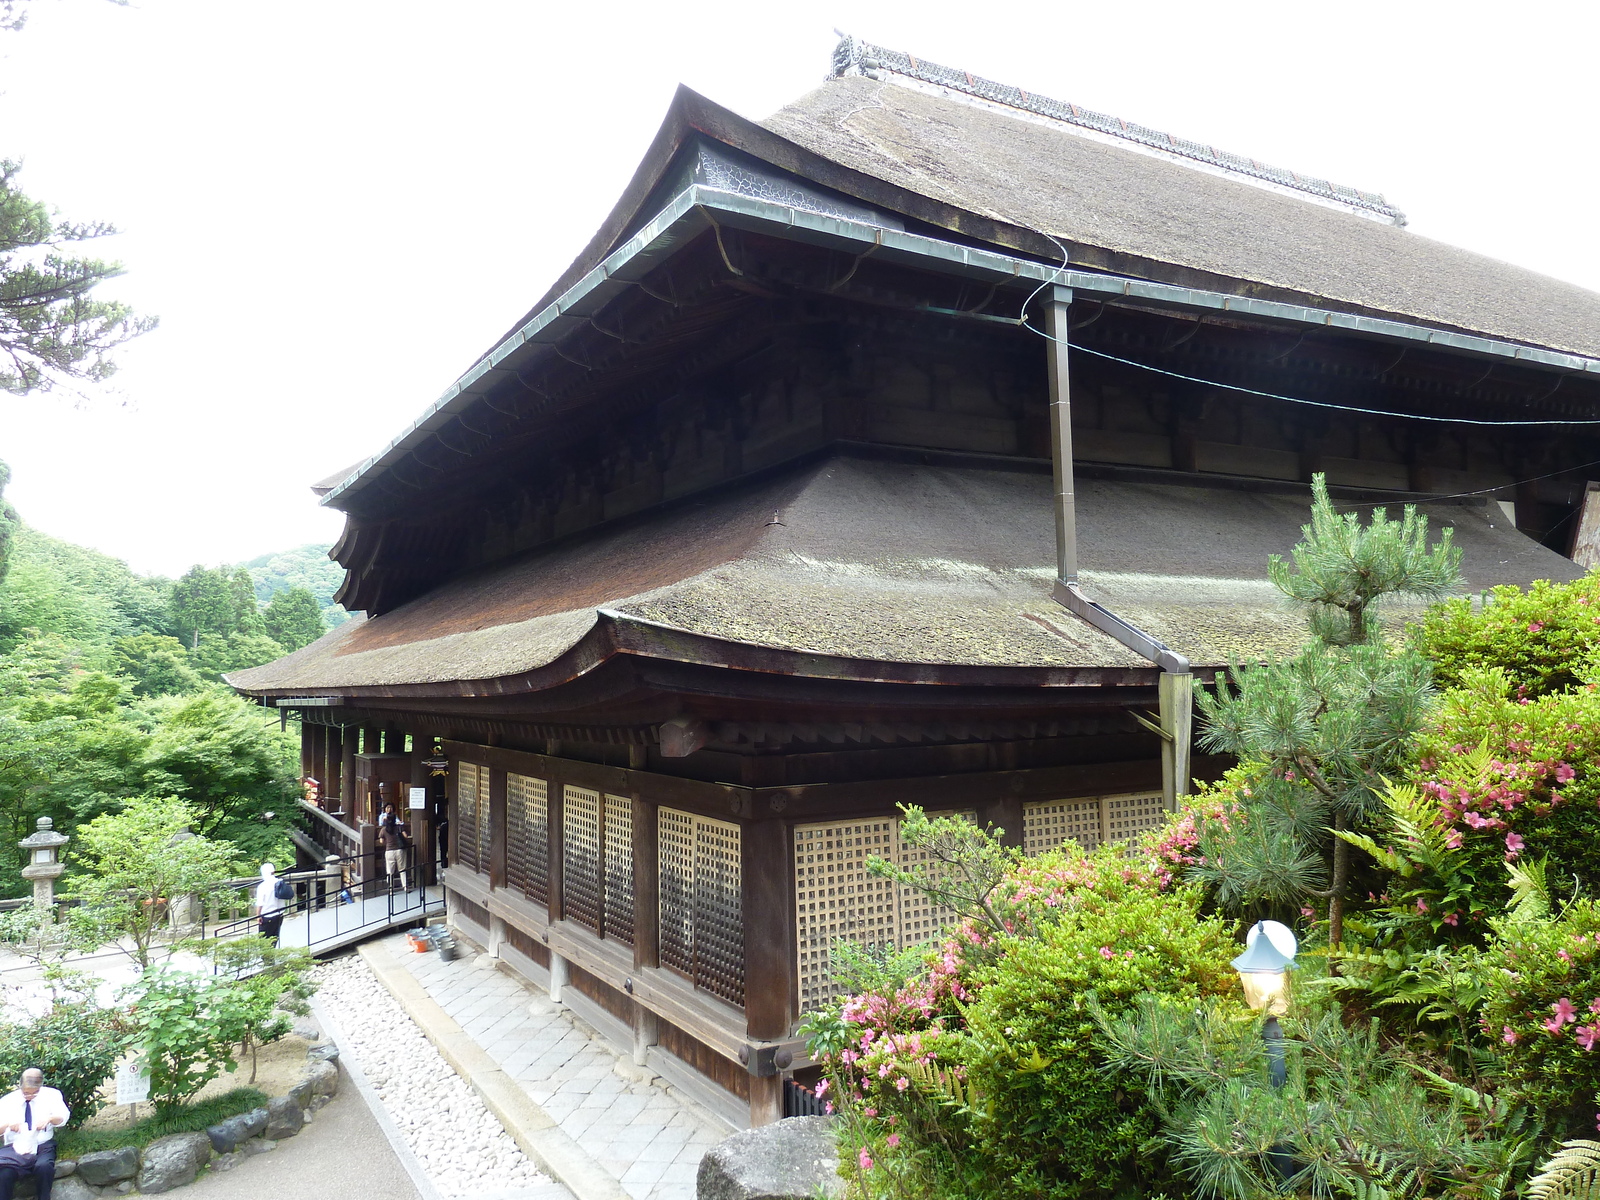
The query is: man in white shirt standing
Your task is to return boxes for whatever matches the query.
[254,862,288,944]
[0,1067,69,1200]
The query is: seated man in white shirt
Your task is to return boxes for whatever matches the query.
[0,1067,69,1200]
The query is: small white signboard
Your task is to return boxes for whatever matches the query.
[115,1061,150,1105]
[409,786,428,811]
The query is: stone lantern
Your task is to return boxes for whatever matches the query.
[19,816,69,910]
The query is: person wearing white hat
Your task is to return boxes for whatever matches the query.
[253,862,289,944]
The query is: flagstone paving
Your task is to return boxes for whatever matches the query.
[380,932,728,1200]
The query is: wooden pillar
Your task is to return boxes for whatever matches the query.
[299,721,314,783]
[632,1006,658,1067]
[742,818,795,1041]
[339,728,356,819]
[749,1075,783,1128]
[981,796,1024,849]
[632,794,659,972]
[488,768,508,892]
[547,776,565,924]
[1159,671,1195,809]
[410,745,435,887]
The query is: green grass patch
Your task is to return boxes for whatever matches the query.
[59,1088,269,1157]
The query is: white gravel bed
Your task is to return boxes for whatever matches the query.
[314,953,549,1198]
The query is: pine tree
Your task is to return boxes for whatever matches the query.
[262,586,325,652]
[167,567,233,650]
[1193,475,1461,946]
[228,567,265,636]
[0,160,155,396]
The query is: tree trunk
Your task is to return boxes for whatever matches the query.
[1327,812,1351,964]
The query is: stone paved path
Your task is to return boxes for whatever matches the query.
[384,933,725,1200]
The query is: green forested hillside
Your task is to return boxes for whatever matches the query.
[242,543,351,628]
[0,466,330,897]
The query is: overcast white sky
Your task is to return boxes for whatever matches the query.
[2,0,1597,576]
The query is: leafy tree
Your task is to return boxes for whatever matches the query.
[188,631,285,681]
[1193,476,1460,945]
[167,566,233,650]
[0,1004,121,1128]
[69,796,234,967]
[262,586,324,652]
[243,544,351,629]
[118,967,253,1114]
[192,937,315,1083]
[228,567,265,637]
[141,691,296,836]
[111,633,201,697]
[0,159,156,396]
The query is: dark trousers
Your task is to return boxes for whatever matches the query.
[0,1139,57,1200]
[259,911,285,943]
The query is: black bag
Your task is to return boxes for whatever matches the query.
[274,878,293,901]
[0,1143,37,1171]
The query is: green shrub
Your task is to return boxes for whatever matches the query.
[119,967,258,1114]
[58,1087,267,1157]
[1417,572,1600,698]
[1479,893,1600,1135]
[0,1003,120,1128]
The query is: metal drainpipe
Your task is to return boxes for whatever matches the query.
[1041,285,1194,810]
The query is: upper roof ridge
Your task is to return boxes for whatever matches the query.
[829,34,1406,226]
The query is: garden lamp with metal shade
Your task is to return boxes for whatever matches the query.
[1234,920,1299,1183]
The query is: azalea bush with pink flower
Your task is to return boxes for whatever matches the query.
[1478,895,1600,1128]
[802,824,1236,1200]
[1417,570,1600,698]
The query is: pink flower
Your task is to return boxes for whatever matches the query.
[1560,950,1572,962]
[1443,912,1459,926]
[1578,1025,1600,1052]
[886,1134,901,1148]
[1503,1026,1518,1044]
[858,1149,873,1171]
[814,1079,829,1097]
[1445,830,1464,849]
[1506,832,1525,859]
[1590,997,1600,1015]
[1554,997,1578,1025]
[1099,946,1113,959]
[863,1107,876,1117]
[894,1076,909,1092]
[1557,763,1577,783]
[1529,622,1545,633]
[1545,1017,1566,1036]
[824,1101,834,1114]
[1416,898,1429,914]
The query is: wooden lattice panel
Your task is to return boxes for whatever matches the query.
[658,808,696,977]
[793,820,897,1011]
[1023,799,1104,854]
[603,793,634,945]
[563,785,603,933]
[1103,792,1165,846]
[505,774,548,905]
[455,762,485,873]
[693,816,744,1005]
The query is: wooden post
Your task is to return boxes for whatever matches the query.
[299,721,314,783]
[489,768,508,892]
[982,797,1024,849]
[1159,671,1195,809]
[742,819,795,1041]
[410,745,434,887]
[340,729,357,821]
[632,795,659,971]
[632,1006,658,1067]
[547,779,565,923]
[749,1075,783,1128]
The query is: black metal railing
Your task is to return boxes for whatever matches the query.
[199,848,442,955]
[783,1079,828,1118]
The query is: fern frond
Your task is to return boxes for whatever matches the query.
[1526,1139,1600,1200]
[1507,857,1553,923]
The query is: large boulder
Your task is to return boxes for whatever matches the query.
[302,1058,339,1099]
[136,1132,212,1194]
[264,1094,305,1140]
[697,1116,842,1200]
[206,1107,269,1154]
[75,1145,140,1186]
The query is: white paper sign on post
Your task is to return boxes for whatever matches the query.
[115,1060,151,1105]
[409,786,427,810]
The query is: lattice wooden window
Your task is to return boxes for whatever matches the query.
[1023,799,1103,854]
[1022,792,1166,856]
[603,793,634,945]
[658,809,696,978]
[657,808,744,1006]
[505,773,548,906]
[455,762,487,874]
[794,820,897,1011]
[792,812,969,1011]
[563,785,603,933]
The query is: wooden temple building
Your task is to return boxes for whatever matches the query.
[231,37,1600,1126]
